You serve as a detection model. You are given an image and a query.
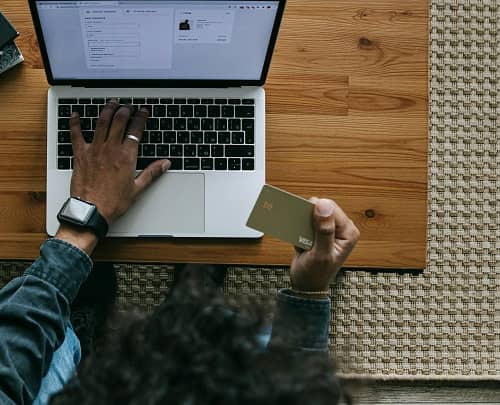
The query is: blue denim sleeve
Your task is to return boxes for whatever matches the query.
[269,289,331,352]
[0,239,91,405]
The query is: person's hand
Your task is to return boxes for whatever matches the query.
[69,100,170,224]
[289,198,360,295]
[55,100,170,254]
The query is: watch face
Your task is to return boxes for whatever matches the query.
[61,198,95,224]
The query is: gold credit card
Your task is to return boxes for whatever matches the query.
[246,184,315,250]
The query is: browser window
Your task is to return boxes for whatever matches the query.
[36,0,280,80]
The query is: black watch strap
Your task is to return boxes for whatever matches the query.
[86,209,109,240]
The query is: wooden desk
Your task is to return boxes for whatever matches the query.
[0,0,428,268]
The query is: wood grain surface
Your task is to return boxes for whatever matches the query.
[0,0,428,268]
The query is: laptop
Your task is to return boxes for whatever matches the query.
[29,0,286,238]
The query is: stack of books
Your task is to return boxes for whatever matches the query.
[0,11,23,75]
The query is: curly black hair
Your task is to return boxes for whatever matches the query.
[51,266,348,405]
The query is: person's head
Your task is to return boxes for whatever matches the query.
[51,267,349,405]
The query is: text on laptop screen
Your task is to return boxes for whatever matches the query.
[36,0,280,81]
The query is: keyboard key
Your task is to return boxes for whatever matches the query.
[218,132,230,144]
[174,118,187,131]
[187,118,200,130]
[58,105,71,117]
[208,105,220,117]
[140,105,153,115]
[92,98,105,104]
[204,132,217,144]
[228,99,241,105]
[142,131,149,143]
[201,158,214,170]
[153,105,166,117]
[171,145,183,156]
[197,145,210,157]
[242,119,254,130]
[59,98,77,104]
[137,145,143,157]
[58,144,73,157]
[231,132,245,144]
[58,118,70,130]
[191,131,203,143]
[133,98,146,104]
[177,131,190,143]
[201,98,213,104]
[201,118,214,130]
[147,98,159,104]
[228,158,241,170]
[79,98,91,104]
[58,131,71,143]
[82,131,94,143]
[160,98,173,104]
[184,145,196,157]
[58,158,71,170]
[85,105,98,117]
[91,118,98,130]
[163,131,177,143]
[99,105,106,114]
[146,118,159,130]
[169,158,183,170]
[215,119,227,131]
[143,144,156,156]
[120,98,132,104]
[181,105,193,117]
[222,105,234,117]
[168,105,180,117]
[215,99,227,104]
[105,97,119,103]
[194,105,207,117]
[242,99,255,105]
[72,105,85,116]
[157,145,169,157]
[215,158,227,170]
[184,158,200,170]
[137,158,156,170]
[174,98,186,104]
[225,145,254,157]
[160,118,173,130]
[211,145,224,157]
[188,98,200,104]
[150,131,162,143]
[229,119,241,131]
[242,158,255,170]
[235,106,254,117]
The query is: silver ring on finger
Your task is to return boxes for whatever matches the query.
[125,134,140,143]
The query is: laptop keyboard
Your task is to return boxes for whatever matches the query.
[56,97,255,171]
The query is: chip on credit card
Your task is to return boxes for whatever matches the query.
[246,184,315,250]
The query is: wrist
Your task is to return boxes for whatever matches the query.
[55,223,99,256]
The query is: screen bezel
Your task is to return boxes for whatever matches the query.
[28,0,286,87]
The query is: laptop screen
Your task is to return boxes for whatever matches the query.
[35,0,281,82]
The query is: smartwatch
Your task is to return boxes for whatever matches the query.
[57,197,109,240]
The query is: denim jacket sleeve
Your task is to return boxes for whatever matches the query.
[0,239,92,405]
[269,289,331,352]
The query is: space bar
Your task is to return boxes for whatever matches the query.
[137,158,182,170]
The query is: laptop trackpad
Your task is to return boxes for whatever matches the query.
[110,173,205,236]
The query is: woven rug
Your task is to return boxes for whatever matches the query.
[0,0,498,380]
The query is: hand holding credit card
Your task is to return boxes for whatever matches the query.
[247,184,360,293]
[246,184,316,250]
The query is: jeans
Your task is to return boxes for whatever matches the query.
[33,325,81,405]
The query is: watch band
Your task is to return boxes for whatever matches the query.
[86,208,109,240]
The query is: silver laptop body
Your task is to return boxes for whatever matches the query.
[30,0,286,238]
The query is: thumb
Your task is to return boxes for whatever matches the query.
[134,159,170,195]
[312,198,336,254]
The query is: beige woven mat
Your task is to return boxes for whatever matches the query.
[0,0,498,380]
